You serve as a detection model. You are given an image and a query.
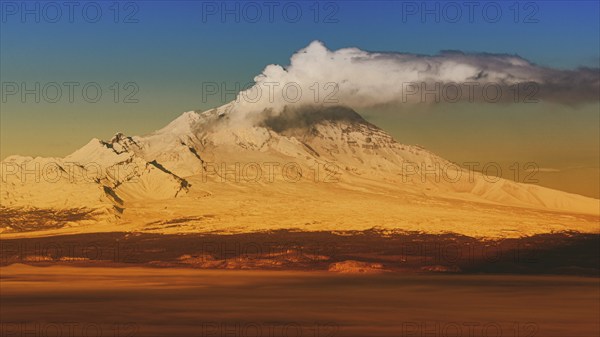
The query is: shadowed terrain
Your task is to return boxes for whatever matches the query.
[1,230,598,276]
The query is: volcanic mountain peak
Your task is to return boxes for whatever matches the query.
[1,103,598,237]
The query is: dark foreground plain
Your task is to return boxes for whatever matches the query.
[1,264,599,337]
[1,231,598,336]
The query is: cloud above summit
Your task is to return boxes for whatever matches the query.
[229,41,599,116]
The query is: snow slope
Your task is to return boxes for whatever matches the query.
[1,104,598,237]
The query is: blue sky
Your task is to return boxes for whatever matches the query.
[1,0,599,162]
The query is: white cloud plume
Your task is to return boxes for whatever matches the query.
[227,40,599,118]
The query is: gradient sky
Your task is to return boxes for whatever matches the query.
[1,0,599,195]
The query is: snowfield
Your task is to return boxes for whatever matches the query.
[1,104,598,238]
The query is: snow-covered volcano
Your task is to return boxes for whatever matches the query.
[1,103,598,237]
